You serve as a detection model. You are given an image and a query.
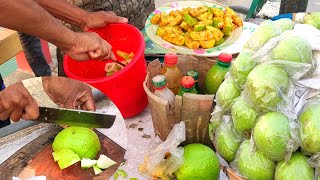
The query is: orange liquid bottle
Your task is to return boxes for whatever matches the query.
[161,52,183,95]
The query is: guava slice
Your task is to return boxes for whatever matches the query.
[93,165,103,175]
[52,148,81,170]
[97,155,117,169]
[81,158,98,169]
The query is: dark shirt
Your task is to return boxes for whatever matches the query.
[0,74,10,128]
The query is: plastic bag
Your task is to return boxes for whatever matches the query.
[244,20,282,51]
[215,76,241,109]
[231,95,258,138]
[252,111,299,162]
[139,121,186,179]
[275,152,314,180]
[230,49,257,89]
[253,30,313,65]
[231,140,275,180]
[298,102,320,155]
[214,116,242,163]
[243,63,290,113]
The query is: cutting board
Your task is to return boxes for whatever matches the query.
[0,125,126,180]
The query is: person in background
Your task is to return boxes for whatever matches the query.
[17,0,155,77]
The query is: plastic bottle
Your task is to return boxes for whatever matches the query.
[178,76,198,96]
[205,53,233,94]
[161,52,183,95]
[152,75,175,108]
[186,70,201,94]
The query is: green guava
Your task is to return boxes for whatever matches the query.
[304,13,320,29]
[97,155,117,169]
[273,18,294,32]
[235,140,275,180]
[93,165,103,175]
[271,35,312,63]
[230,50,257,88]
[231,97,258,138]
[174,144,220,180]
[52,127,101,159]
[216,77,241,108]
[253,112,291,161]
[244,20,281,51]
[215,121,242,163]
[81,158,98,169]
[299,104,320,154]
[246,64,289,113]
[52,148,81,170]
[275,152,314,180]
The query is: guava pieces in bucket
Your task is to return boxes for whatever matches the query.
[97,155,117,169]
[174,144,220,180]
[105,50,135,76]
[81,158,98,169]
[116,50,135,65]
[105,63,124,76]
[52,127,101,159]
[93,165,103,175]
[52,148,81,170]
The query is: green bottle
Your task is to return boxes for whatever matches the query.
[186,70,201,94]
[179,76,198,96]
[205,53,233,94]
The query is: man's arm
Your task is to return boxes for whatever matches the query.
[0,0,75,52]
[0,0,114,60]
[34,0,128,31]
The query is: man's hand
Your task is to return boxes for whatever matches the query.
[0,82,39,122]
[83,11,128,31]
[62,32,116,61]
[42,77,95,111]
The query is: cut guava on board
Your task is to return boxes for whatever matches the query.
[93,165,103,175]
[52,148,81,170]
[97,155,117,169]
[81,158,98,169]
[52,127,101,159]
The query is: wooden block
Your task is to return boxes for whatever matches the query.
[0,29,22,65]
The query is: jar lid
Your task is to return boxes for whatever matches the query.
[152,75,167,88]
[186,70,199,81]
[164,52,178,66]
[181,76,195,89]
[218,53,232,63]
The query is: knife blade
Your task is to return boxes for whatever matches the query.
[29,107,116,128]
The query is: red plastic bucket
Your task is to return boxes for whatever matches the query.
[63,24,148,118]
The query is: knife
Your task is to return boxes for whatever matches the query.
[29,107,116,128]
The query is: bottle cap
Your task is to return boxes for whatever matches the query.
[152,75,167,88]
[164,52,178,66]
[181,76,195,89]
[218,53,232,63]
[186,70,199,81]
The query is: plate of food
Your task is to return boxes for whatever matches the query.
[145,1,244,56]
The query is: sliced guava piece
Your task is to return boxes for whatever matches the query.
[93,165,103,175]
[81,158,98,169]
[53,148,81,170]
[97,155,117,169]
[114,169,128,180]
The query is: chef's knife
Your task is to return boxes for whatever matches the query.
[29,107,116,128]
